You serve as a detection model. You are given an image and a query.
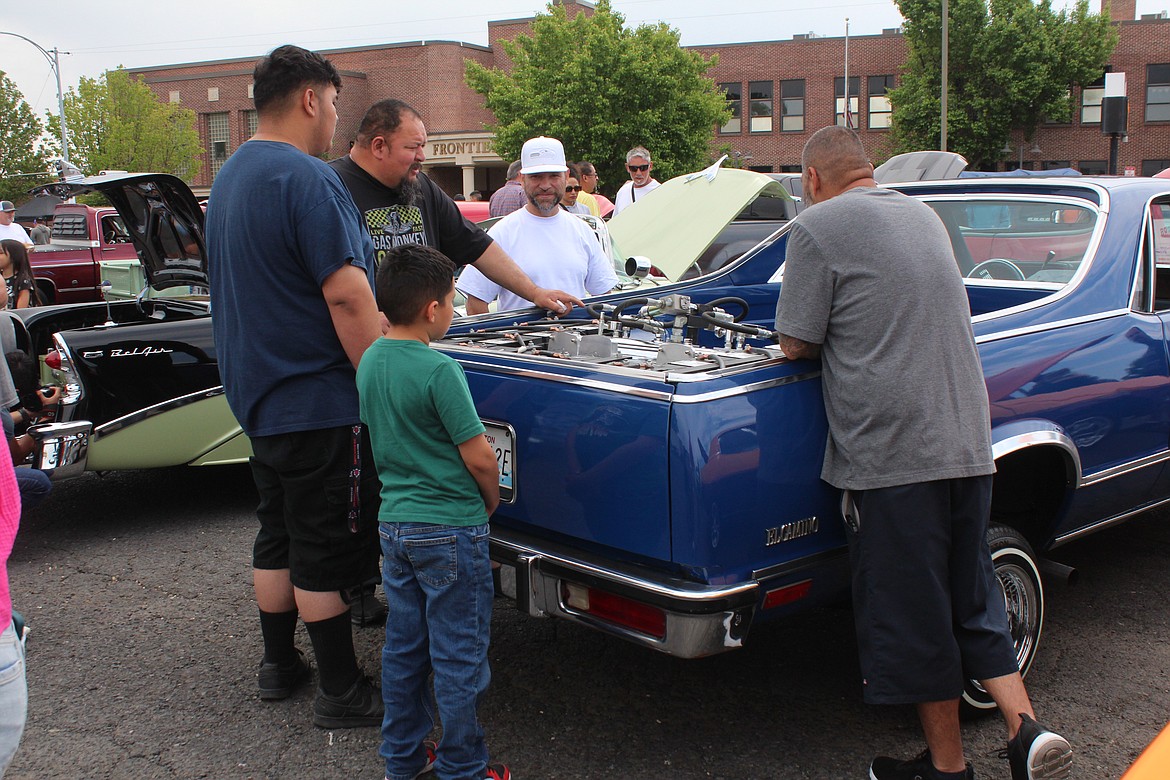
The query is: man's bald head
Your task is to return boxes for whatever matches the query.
[801,126,874,204]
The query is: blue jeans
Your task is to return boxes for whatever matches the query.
[14,469,51,512]
[379,522,493,780]
[0,622,28,778]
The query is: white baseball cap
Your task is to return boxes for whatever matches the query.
[520,136,568,175]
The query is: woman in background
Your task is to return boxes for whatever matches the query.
[0,242,36,310]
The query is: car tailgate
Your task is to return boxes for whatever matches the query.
[453,348,675,563]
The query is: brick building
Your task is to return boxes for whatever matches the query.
[127,0,1170,197]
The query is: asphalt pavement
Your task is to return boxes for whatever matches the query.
[6,465,1169,779]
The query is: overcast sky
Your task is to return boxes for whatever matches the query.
[3,0,1165,120]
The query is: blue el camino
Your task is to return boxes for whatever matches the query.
[21,169,1170,713]
[440,171,1170,712]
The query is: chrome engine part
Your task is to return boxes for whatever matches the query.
[444,295,785,376]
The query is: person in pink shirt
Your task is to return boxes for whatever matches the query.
[0,453,25,776]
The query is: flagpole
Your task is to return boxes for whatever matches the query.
[844,18,851,128]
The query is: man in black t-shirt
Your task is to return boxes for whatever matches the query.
[331,99,581,315]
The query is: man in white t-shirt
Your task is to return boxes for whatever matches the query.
[611,146,661,216]
[0,203,32,247]
[459,136,617,314]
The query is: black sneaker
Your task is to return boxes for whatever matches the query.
[485,764,511,780]
[257,649,311,701]
[312,674,384,728]
[350,590,388,627]
[870,750,973,780]
[1005,713,1072,780]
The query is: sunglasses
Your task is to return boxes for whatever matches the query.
[627,164,650,172]
[564,185,582,192]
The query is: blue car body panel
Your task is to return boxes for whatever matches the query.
[443,176,1170,657]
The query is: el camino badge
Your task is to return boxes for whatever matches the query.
[765,517,819,546]
[82,346,174,359]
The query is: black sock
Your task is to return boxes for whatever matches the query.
[304,611,360,696]
[258,608,299,666]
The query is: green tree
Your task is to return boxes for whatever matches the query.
[45,68,202,179]
[889,0,1116,169]
[465,0,730,195]
[0,71,52,204]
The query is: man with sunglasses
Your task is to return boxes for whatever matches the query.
[612,146,660,216]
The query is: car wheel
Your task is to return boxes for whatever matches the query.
[961,524,1044,717]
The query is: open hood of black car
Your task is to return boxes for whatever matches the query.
[34,173,208,292]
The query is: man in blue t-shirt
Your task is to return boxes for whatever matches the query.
[206,45,383,730]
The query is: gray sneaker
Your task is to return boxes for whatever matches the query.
[312,674,384,728]
[1005,714,1072,780]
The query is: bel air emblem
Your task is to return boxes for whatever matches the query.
[81,346,174,359]
[765,517,819,546]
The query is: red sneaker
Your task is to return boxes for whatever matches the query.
[485,764,511,780]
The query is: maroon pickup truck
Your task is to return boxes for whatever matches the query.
[29,204,139,304]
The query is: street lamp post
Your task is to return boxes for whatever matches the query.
[1,31,71,164]
[1001,138,1043,171]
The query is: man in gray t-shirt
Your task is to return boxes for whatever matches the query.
[775,127,1070,780]
[777,180,991,491]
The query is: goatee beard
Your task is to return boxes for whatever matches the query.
[528,193,560,215]
[388,175,422,206]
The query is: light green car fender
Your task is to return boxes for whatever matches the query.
[85,391,252,471]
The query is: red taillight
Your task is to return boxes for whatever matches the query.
[762,579,812,610]
[561,582,667,639]
[45,350,62,370]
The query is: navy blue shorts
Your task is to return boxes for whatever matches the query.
[250,425,381,593]
[846,475,1020,704]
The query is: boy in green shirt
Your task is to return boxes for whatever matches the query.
[357,244,510,780]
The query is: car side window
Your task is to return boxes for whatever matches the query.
[1148,201,1170,313]
[929,198,1097,286]
[102,215,131,245]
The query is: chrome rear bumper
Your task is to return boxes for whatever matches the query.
[29,421,91,480]
[490,526,759,659]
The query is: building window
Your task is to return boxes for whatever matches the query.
[208,87,219,102]
[1147,64,1170,122]
[748,164,775,173]
[780,80,804,132]
[749,81,773,133]
[245,109,259,139]
[835,76,860,127]
[1042,160,1072,170]
[1081,74,1105,124]
[207,112,230,179]
[719,83,742,134]
[868,75,894,129]
[169,90,180,104]
[779,164,801,173]
[248,83,254,99]
[1143,159,1170,176]
[1079,160,1107,175]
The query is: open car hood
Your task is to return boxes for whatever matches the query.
[34,172,208,291]
[605,166,790,282]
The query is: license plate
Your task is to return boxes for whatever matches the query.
[483,421,515,502]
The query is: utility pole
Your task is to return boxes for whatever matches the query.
[941,0,949,151]
[1,31,71,164]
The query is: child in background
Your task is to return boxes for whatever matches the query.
[357,244,510,780]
